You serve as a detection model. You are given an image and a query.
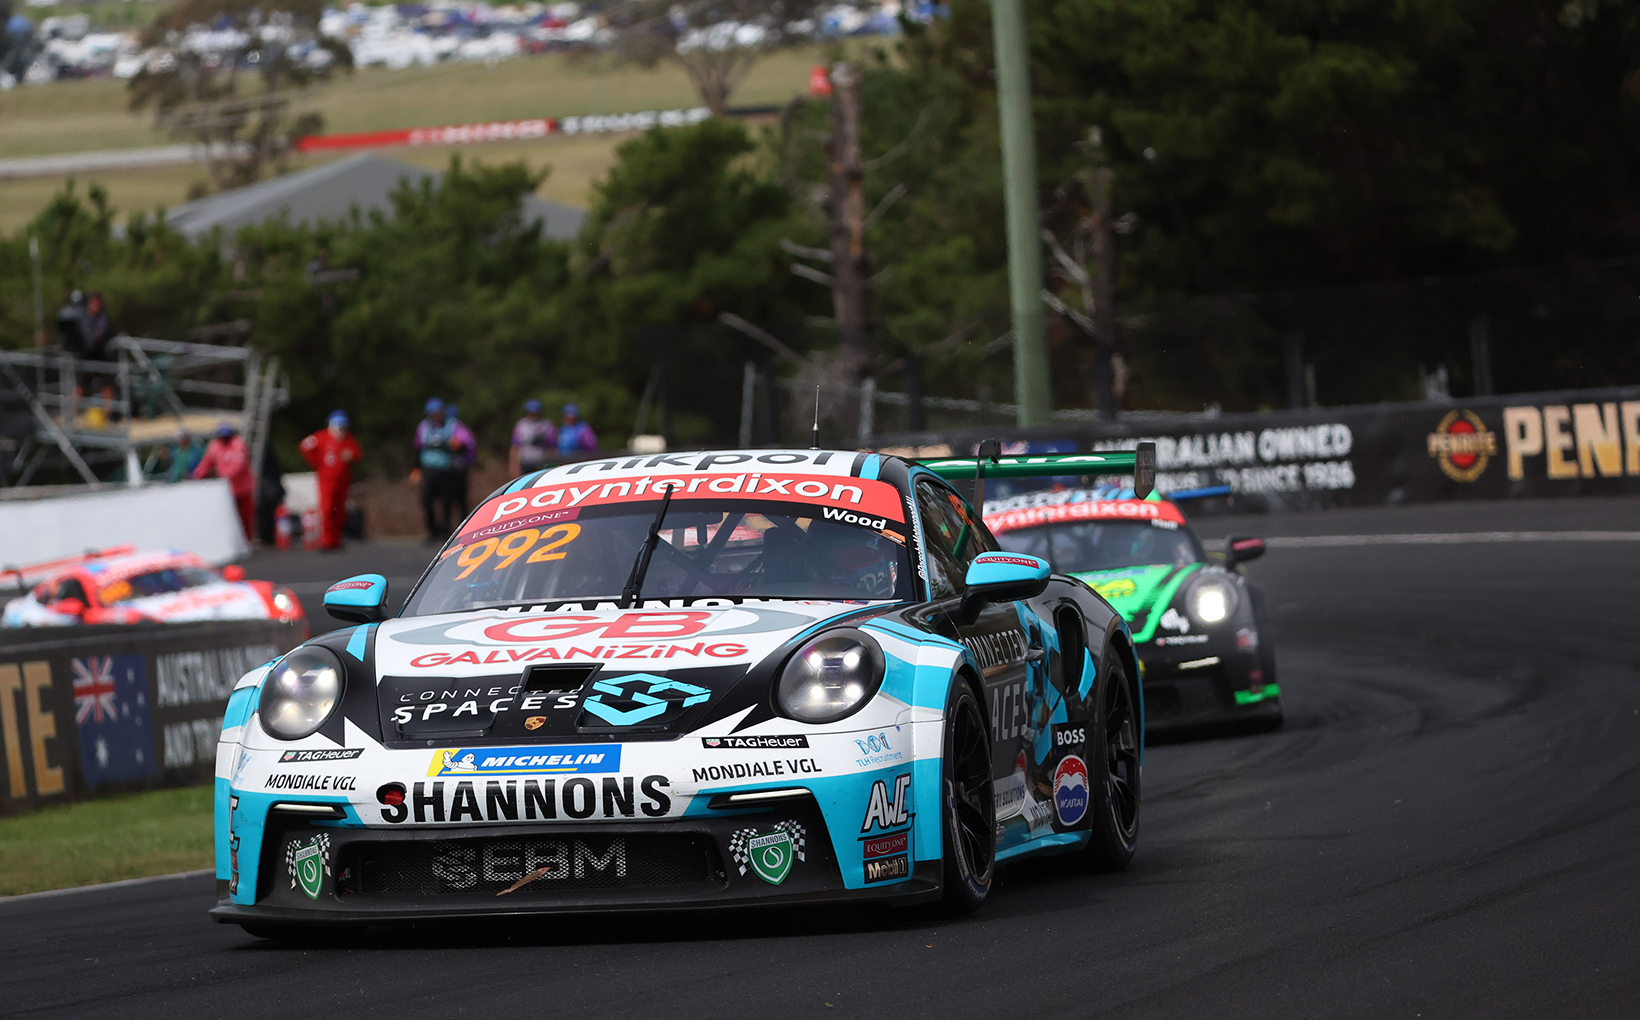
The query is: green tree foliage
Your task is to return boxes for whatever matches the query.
[568,118,820,442]
[228,159,579,470]
[810,0,1640,409]
[9,1,1640,470]
[0,183,225,347]
[1027,0,1640,294]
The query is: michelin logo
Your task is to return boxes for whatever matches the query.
[429,744,622,777]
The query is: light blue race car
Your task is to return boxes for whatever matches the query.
[210,446,1154,937]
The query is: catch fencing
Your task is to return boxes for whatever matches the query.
[0,618,303,815]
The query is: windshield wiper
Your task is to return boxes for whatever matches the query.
[620,486,674,609]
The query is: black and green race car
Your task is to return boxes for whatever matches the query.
[984,488,1281,734]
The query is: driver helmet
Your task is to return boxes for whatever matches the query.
[803,522,894,597]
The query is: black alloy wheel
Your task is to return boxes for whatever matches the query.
[1087,646,1140,871]
[940,674,995,914]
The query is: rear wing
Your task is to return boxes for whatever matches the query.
[920,442,1158,513]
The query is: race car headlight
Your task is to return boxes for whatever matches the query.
[776,628,885,724]
[258,646,344,740]
[1188,576,1238,625]
[272,590,298,615]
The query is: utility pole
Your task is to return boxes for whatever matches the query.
[991,0,1052,426]
[1090,167,1117,416]
[828,62,871,385]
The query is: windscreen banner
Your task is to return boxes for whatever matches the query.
[0,619,303,815]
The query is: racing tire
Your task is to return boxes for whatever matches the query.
[1250,588,1283,732]
[938,673,995,916]
[1086,646,1140,872]
[1248,699,1285,733]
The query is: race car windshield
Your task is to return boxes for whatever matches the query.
[99,567,218,604]
[996,520,1204,573]
[403,504,914,616]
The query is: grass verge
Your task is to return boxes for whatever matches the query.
[0,785,214,897]
[0,132,628,234]
[0,45,839,232]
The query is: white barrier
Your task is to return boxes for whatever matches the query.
[279,472,318,514]
[0,480,250,574]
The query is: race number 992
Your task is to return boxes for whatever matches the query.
[453,523,582,579]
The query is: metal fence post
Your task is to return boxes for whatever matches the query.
[739,362,756,448]
[1469,314,1494,396]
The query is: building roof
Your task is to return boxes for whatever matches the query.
[164,153,586,242]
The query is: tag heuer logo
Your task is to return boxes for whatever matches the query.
[701,735,809,749]
[279,748,363,763]
[729,820,806,885]
[285,834,331,900]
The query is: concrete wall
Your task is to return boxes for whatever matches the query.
[0,480,249,570]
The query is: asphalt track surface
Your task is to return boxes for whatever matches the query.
[4,495,1640,1019]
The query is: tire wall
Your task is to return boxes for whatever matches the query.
[875,385,1640,513]
[0,619,304,815]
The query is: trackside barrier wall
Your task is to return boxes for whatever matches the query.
[0,619,303,815]
[0,479,250,569]
[874,385,1640,513]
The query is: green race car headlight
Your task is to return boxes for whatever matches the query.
[776,628,885,724]
[1187,575,1238,626]
[258,646,344,740]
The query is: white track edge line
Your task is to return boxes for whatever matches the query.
[1258,531,1640,548]
[0,868,213,906]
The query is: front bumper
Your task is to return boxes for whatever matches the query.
[1136,637,1278,732]
[211,795,938,926]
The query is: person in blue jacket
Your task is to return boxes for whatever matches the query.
[413,397,467,541]
[557,403,597,456]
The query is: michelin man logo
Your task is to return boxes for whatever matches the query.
[580,673,710,726]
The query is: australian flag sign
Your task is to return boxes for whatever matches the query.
[72,655,157,787]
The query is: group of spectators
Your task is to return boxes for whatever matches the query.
[413,398,600,544]
[414,398,476,543]
[415,397,596,541]
[151,395,598,550]
[508,399,597,474]
[174,414,360,551]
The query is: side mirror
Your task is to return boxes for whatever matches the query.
[222,565,247,582]
[958,552,1051,623]
[1225,536,1265,565]
[324,573,389,624]
[51,598,86,618]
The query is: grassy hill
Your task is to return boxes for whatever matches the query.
[0,47,830,232]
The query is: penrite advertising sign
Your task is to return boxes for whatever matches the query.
[888,385,1640,512]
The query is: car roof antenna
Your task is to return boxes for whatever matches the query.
[810,385,821,449]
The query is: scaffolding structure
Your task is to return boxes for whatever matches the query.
[0,335,286,492]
